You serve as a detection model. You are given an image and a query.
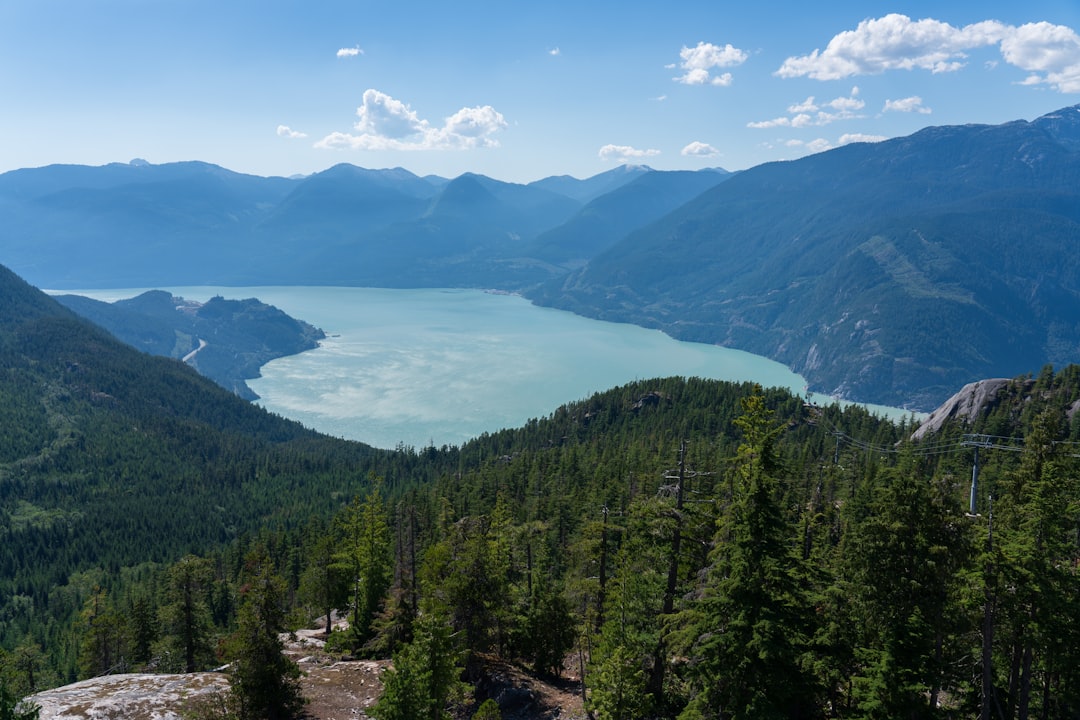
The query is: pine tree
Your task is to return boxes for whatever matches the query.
[0,680,39,720]
[159,555,214,673]
[298,529,348,638]
[846,457,969,719]
[227,549,305,720]
[369,611,463,720]
[337,485,393,648]
[675,388,819,719]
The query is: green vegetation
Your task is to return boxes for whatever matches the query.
[3,263,1080,718]
[55,290,326,400]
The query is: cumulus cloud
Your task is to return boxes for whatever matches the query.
[776,14,1007,79]
[598,144,661,163]
[775,14,1080,92]
[788,97,819,113]
[315,89,507,152]
[681,141,719,157]
[749,88,863,128]
[549,47,561,56]
[1001,22,1080,92]
[884,96,932,113]
[276,125,307,139]
[674,41,748,85]
[337,46,364,58]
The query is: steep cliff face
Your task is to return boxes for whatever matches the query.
[910,378,1018,440]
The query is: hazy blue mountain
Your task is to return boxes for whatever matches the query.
[527,168,732,268]
[528,105,1080,410]
[528,163,654,203]
[54,289,325,399]
[1,160,297,286]
[0,161,609,288]
[259,172,584,287]
[257,163,439,238]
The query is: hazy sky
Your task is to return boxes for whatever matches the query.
[3,0,1079,182]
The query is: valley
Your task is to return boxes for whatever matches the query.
[1,105,1079,720]
[4,106,1080,410]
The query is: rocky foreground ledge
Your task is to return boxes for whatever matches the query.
[26,672,229,720]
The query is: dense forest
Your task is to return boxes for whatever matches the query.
[4,346,1080,717]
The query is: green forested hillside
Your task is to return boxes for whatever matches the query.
[0,265,454,683]
[54,290,326,399]
[3,260,1080,720]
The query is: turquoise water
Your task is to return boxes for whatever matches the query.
[61,286,915,449]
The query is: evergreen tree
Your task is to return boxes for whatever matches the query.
[227,549,305,720]
[0,681,38,720]
[675,389,819,719]
[337,486,393,649]
[369,611,463,720]
[159,555,215,673]
[298,529,348,638]
[846,457,969,719]
[76,588,126,678]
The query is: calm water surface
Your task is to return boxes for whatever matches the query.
[65,286,914,449]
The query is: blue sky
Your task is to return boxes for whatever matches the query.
[3,0,1079,183]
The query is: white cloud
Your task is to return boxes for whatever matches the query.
[748,116,792,129]
[827,94,865,112]
[276,125,307,139]
[315,89,507,152]
[674,41,748,85]
[681,141,719,157]
[884,96,932,113]
[776,14,1008,80]
[598,144,661,162]
[1000,22,1080,92]
[337,46,364,58]
[839,132,888,144]
[775,14,1080,93]
[750,88,863,129]
[549,47,561,56]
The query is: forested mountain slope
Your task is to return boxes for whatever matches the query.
[0,264,456,681]
[54,290,325,399]
[4,251,1080,718]
[530,105,1080,410]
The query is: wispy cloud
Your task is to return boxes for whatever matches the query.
[748,88,864,128]
[598,144,661,163]
[315,89,507,152]
[549,47,561,57]
[776,14,1080,92]
[673,41,748,86]
[337,46,364,58]
[276,125,307,139]
[838,132,888,145]
[681,141,719,157]
[883,96,932,114]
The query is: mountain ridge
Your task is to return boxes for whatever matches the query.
[528,104,1080,409]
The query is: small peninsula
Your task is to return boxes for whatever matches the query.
[55,290,325,399]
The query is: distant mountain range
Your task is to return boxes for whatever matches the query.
[531,105,1080,409]
[3,105,1080,409]
[0,160,727,288]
